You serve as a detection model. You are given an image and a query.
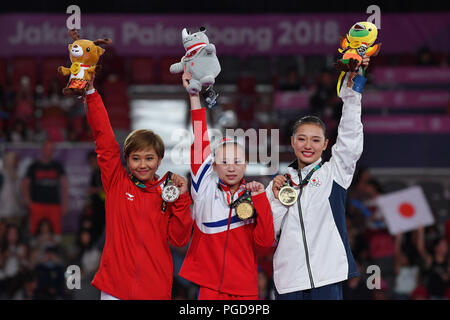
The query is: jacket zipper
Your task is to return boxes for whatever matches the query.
[297,182,315,288]
[218,205,233,292]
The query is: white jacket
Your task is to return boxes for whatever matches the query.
[266,78,364,294]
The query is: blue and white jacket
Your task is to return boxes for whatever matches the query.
[266,74,365,294]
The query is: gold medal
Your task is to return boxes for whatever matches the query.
[70,62,81,75]
[235,201,254,220]
[278,185,298,206]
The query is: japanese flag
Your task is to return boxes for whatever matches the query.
[376,186,435,235]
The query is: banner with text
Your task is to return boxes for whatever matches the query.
[0,13,448,57]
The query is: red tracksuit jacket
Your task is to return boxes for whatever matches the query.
[179,108,275,296]
[86,90,193,300]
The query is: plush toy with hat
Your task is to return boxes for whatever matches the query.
[334,21,381,95]
[170,27,221,97]
[58,29,112,96]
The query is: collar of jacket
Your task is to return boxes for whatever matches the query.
[218,178,247,205]
[288,158,322,179]
[218,177,246,193]
[129,172,168,192]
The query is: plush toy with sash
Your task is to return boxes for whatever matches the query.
[334,21,381,95]
[58,29,111,96]
[170,27,221,107]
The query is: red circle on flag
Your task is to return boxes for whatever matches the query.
[398,202,415,218]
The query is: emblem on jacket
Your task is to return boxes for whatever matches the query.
[126,192,135,201]
[310,178,322,187]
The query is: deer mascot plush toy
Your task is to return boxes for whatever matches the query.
[58,29,112,96]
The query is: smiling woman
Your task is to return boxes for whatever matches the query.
[290,116,328,169]
[123,129,165,182]
[82,77,193,300]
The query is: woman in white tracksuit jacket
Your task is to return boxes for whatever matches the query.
[267,58,369,300]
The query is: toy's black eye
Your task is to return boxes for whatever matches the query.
[369,28,372,31]
[86,47,90,52]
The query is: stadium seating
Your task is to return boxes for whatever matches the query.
[217,55,243,84]
[12,57,38,91]
[159,57,182,84]
[0,57,6,87]
[130,57,155,84]
[42,56,67,94]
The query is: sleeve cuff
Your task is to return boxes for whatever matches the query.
[351,74,367,94]
[251,191,269,205]
[86,88,96,95]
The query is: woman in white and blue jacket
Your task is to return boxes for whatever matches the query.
[267,57,369,300]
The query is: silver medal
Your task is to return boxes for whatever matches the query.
[161,183,180,203]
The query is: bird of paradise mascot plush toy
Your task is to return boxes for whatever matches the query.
[334,21,381,95]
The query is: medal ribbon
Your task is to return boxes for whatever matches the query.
[284,163,323,189]
[129,171,169,190]
[229,190,252,209]
[217,178,246,206]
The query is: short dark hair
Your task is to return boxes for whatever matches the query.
[292,116,326,137]
[124,129,165,160]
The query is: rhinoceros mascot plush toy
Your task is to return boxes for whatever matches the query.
[170,27,221,97]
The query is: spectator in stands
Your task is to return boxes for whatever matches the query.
[0,224,24,298]
[22,141,68,236]
[30,121,48,143]
[1,224,21,261]
[12,270,37,300]
[30,219,61,255]
[421,237,449,299]
[74,228,101,277]
[34,245,65,299]
[43,78,64,109]
[0,151,25,221]
[8,119,30,142]
[14,76,34,125]
[394,233,420,299]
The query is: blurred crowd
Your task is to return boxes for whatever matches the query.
[0,144,449,300]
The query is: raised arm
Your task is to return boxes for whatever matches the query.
[329,58,368,189]
[85,78,123,193]
[184,72,214,200]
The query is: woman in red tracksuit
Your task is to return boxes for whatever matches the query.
[84,78,193,300]
[179,72,275,300]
